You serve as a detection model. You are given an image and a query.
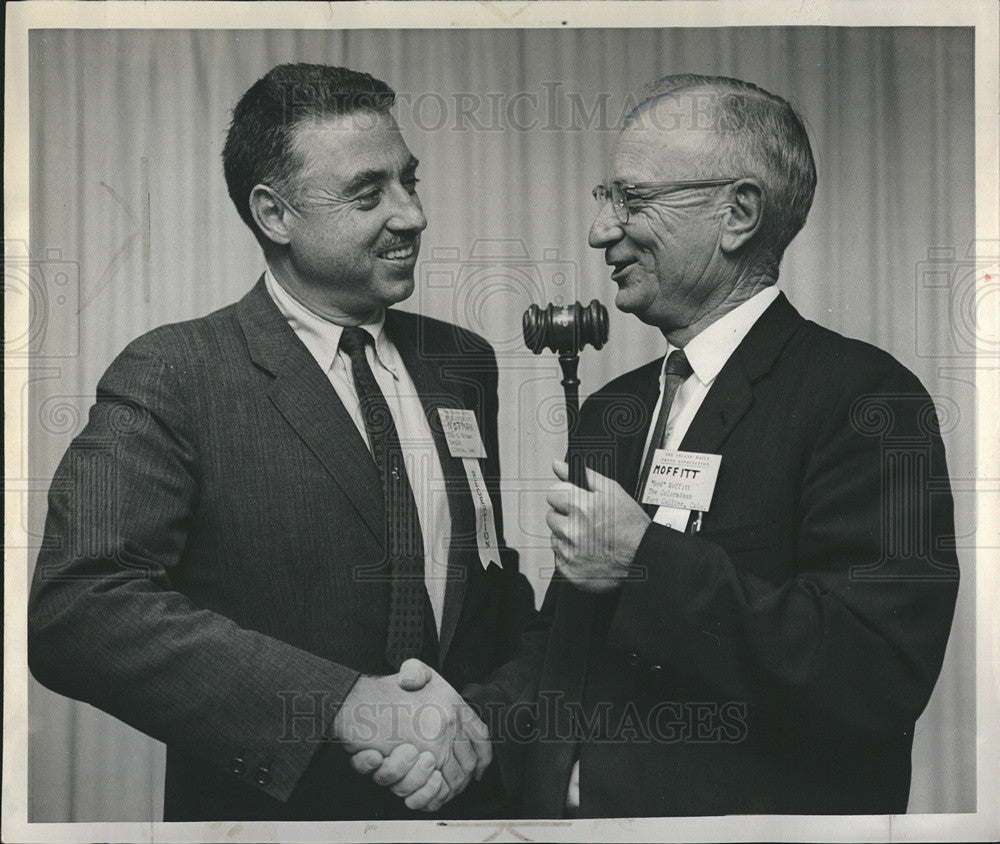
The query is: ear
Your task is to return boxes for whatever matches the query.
[249,184,295,246]
[719,179,764,254]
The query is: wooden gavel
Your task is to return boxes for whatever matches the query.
[523,300,609,489]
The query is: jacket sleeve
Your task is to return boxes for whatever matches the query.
[28,334,360,803]
[462,569,554,808]
[606,364,959,735]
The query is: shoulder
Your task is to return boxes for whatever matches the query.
[772,318,940,445]
[104,300,243,389]
[129,300,241,354]
[387,309,496,362]
[783,318,927,396]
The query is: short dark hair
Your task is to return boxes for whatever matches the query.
[631,74,817,274]
[222,63,396,243]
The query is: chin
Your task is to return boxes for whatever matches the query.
[615,287,650,316]
[381,277,415,308]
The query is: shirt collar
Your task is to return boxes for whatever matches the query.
[263,268,401,379]
[665,285,781,387]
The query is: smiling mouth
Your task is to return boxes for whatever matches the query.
[378,243,417,261]
[610,259,637,282]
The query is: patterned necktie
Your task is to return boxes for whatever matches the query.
[339,326,426,669]
[635,349,694,513]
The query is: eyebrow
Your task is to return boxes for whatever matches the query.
[343,156,420,195]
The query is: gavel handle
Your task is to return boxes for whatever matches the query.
[559,354,589,490]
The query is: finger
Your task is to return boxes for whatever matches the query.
[545,483,580,515]
[439,749,469,793]
[451,733,477,780]
[545,509,569,539]
[390,749,436,797]
[404,768,447,811]
[585,466,613,492]
[550,534,572,560]
[424,775,455,813]
[552,458,570,482]
[372,743,421,788]
[397,658,434,691]
[350,748,386,776]
[460,714,493,780]
[474,739,493,780]
[553,547,574,578]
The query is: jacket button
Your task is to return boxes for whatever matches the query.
[255,766,272,786]
[650,664,664,673]
[229,757,247,777]
[628,651,641,668]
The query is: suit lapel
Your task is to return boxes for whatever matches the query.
[679,292,804,455]
[618,359,667,497]
[237,278,386,547]
[385,312,480,665]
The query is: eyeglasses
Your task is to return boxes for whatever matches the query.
[592,179,739,224]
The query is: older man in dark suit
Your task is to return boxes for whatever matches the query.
[363,74,960,817]
[28,63,533,822]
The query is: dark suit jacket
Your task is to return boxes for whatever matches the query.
[28,277,535,821]
[469,292,958,817]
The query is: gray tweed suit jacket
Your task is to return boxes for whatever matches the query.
[29,277,534,821]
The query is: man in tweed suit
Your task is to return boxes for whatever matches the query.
[28,63,533,821]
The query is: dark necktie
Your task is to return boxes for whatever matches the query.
[635,349,693,513]
[339,326,427,669]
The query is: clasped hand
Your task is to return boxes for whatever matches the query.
[336,659,491,811]
[343,461,646,809]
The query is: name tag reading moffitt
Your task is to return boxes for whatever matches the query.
[438,408,501,570]
[642,448,723,512]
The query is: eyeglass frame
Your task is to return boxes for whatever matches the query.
[592,178,741,224]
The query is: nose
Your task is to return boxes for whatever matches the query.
[387,185,427,234]
[589,200,624,249]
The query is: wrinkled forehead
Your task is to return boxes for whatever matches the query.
[608,115,711,184]
[287,110,413,184]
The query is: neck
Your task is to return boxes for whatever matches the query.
[663,273,775,347]
[266,255,380,327]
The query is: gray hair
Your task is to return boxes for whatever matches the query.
[629,74,817,274]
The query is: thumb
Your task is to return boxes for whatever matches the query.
[350,749,385,775]
[397,658,433,691]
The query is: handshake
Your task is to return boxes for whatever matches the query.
[334,658,492,812]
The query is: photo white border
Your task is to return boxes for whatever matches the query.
[4,2,998,842]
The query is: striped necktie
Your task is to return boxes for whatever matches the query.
[339,326,427,669]
[635,349,693,514]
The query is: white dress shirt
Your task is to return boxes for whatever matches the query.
[264,269,451,634]
[565,284,781,810]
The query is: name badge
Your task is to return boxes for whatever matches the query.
[438,408,500,570]
[641,449,722,512]
[439,408,487,459]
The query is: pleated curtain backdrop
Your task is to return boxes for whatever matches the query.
[26,27,975,820]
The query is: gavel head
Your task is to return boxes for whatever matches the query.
[523,300,609,355]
